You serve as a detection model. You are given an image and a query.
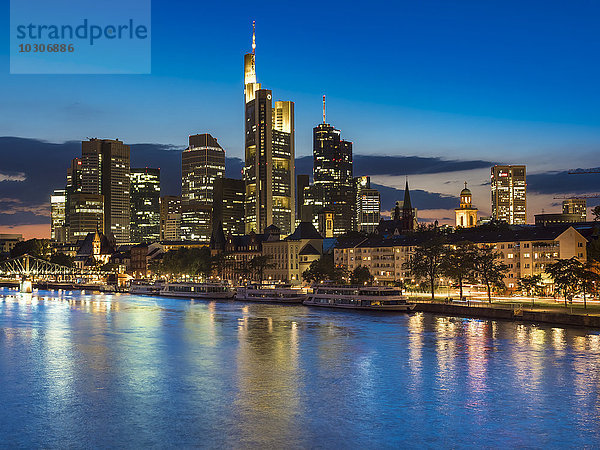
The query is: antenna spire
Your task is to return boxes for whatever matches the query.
[322,95,326,123]
[252,21,256,54]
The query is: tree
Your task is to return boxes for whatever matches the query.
[10,239,52,259]
[546,257,583,307]
[211,251,231,278]
[351,265,373,285]
[575,263,600,309]
[49,252,73,267]
[302,254,347,284]
[472,246,509,303]
[248,255,275,282]
[404,235,446,300]
[517,274,544,305]
[441,242,477,299]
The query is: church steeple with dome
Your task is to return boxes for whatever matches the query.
[455,182,478,228]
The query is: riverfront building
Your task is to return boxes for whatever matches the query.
[244,22,295,235]
[130,168,160,243]
[334,224,587,291]
[181,133,225,242]
[491,165,527,225]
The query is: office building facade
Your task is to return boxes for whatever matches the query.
[160,195,182,241]
[68,193,104,242]
[491,165,527,225]
[562,198,586,222]
[81,138,131,243]
[244,23,295,235]
[212,178,245,236]
[130,168,160,243]
[181,133,225,241]
[355,176,380,234]
[312,98,354,236]
[50,189,67,242]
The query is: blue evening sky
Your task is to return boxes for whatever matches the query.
[1,0,600,167]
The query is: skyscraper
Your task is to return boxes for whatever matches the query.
[312,96,354,236]
[81,138,131,244]
[212,178,245,236]
[181,133,225,241]
[130,168,160,243]
[491,165,527,224]
[296,174,310,223]
[50,189,67,243]
[244,22,295,235]
[68,193,104,241]
[160,195,181,241]
[355,176,380,234]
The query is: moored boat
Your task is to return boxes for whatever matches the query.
[236,284,308,304]
[159,282,235,299]
[129,280,163,295]
[304,285,415,311]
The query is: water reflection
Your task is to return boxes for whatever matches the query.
[1,288,600,447]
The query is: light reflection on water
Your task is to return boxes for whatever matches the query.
[1,288,600,448]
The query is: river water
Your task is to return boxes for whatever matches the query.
[1,288,600,448]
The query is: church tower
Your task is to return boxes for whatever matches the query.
[455,182,478,228]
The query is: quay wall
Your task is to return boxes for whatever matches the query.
[414,302,600,329]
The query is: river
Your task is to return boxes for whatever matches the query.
[1,288,599,448]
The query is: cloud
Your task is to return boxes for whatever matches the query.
[527,170,600,195]
[372,183,458,212]
[0,172,26,182]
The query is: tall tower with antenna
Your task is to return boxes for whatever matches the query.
[243,21,295,235]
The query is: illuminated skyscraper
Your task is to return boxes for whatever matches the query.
[68,193,104,241]
[212,178,245,236]
[81,138,131,243]
[491,165,527,224]
[160,195,181,241]
[50,189,67,243]
[181,133,225,241]
[355,176,380,234]
[130,168,160,243]
[312,96,354,236]
[244,22,295,234]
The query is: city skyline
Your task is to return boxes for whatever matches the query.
[2,2,600,238]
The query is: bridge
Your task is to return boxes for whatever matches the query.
[0,254,109,292]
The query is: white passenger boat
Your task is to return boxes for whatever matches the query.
[305,285,415,311]
[129,280,163,295]
[160,282,235,299]
[236,284,308,304]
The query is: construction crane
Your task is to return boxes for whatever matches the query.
[553,194,600,199]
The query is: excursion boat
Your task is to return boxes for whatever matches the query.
[236,284,308,304]
[304,285,415,311]
[159,282,235,299]
[129,280,163,295]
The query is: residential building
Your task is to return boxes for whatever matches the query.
[130,168,160,243]
[334,225,587,291]
[491,165,526,224]
[244,23,295,234]
[160,195,181,241]
[181,133,225,241]
[455,182,478,228]
[130,243,164,278]
[262,222,324,284]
